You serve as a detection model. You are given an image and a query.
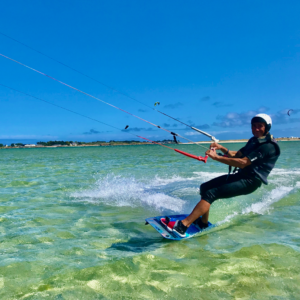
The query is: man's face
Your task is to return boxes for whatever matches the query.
[252,122,266,138]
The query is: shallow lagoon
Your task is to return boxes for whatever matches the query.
[0,142,300,299]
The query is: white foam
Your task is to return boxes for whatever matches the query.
[268,168,300,186]
[192,171,226,181]
[150,175,196,186]
[176,187,199,193]
[242,186,293,215]
[150,171,225,186]
[71,167,299,220]
[71,171,226,212]
[142,193,184,212]
[270,168,300,176]
[216,185,294,227]
[217,212,239,226]
[71,174,184,212]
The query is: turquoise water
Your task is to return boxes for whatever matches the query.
[0,142,300,299]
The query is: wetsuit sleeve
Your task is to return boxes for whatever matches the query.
[245,143,277,164]
[239,146,246,155]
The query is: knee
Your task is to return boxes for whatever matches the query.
[200,184,216,204]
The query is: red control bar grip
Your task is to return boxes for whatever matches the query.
[175,149,208,163]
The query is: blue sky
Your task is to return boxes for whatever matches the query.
[1,0,300,144]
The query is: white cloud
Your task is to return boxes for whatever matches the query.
[185,130,246,136]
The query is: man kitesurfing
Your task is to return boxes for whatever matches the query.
[162,113,281,237]
[0,52,282,239]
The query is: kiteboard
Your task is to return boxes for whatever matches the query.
[145,214,213,240]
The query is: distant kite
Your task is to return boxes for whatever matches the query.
[124,125,129,129]
[287,109,293,116]
[154,102,160,106]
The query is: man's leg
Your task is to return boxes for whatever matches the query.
[179,174,261,229]
[178,175,228,228]
[201,208,210,224]
[181,199,210,227]
[173,174,261,236]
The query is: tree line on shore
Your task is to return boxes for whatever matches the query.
[0,139,175,148]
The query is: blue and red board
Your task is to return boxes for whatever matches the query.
[145,214,213,240]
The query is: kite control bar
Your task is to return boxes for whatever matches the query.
[175,149,208,163]
[137,136,208,163]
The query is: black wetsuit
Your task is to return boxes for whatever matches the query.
[200,134,280,204]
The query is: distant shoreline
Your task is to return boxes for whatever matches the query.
[189,138,300,144]
[1,137,299,149]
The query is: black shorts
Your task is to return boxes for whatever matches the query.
[200,173,262,204]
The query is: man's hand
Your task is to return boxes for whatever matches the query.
[206,148,251,168]
[205,148,218,160]
[210,142,222,150]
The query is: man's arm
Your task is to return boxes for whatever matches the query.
[210,142,243,158]
[206,148,251,169]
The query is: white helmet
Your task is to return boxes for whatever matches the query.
[251,113,272,133]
